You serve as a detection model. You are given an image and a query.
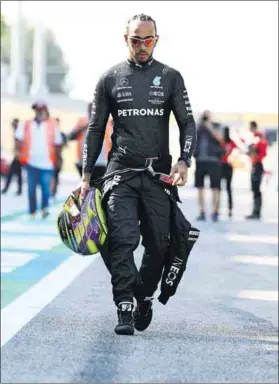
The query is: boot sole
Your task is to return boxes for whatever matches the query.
[134,320,152,332]
[134,313,153,332]
[114,325,134,335]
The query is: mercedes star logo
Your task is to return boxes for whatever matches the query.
[120,78,128,87]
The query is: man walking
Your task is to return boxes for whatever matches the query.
[80,14,196,335]
[15,102,62,219]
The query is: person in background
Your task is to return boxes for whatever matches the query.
[67,102,113,181]
[194,111,225,222]
[246,121,268,220]
[220,126,238,217]
[15,102,63,219]
[51,117,68,200]
[1,118,23,195]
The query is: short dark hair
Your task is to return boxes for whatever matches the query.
[250,121,258,128]
[126,14,157,35]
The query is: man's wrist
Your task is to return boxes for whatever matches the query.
[82,172,91,182]
[178,157,192,168]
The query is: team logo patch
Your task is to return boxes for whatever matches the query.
[153,76,161,86]
[120,78,129,86]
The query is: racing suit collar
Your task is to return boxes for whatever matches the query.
[126,57,154,69]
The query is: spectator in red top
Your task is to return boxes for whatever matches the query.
[221,126,238,217]
[246,121,268,219]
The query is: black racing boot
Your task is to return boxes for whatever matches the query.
[114,302,134,335]
[134,297,153,332]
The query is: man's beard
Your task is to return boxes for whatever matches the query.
[135,52,150,63]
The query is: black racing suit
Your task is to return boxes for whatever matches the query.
[83,58,196,305]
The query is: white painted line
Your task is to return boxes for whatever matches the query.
[2,236,60,250]
[226,234,278,245]
[18,206,61,223]
[1,252,39,273]
[233,256,278,266]
[1,222,58,235]
[20,215,58,223]
[237,290,278,301]
[222,216,278,224]
[1,254,98,347]
[265,218,279,224]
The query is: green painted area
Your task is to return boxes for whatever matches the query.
[1,210,26,223]
[47,242,69,254]
[1,280,37,309]
[1,202,70,309]
[1,241,70,309]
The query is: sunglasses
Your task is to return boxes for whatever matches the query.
[129,36,157,47]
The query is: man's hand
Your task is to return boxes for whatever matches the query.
[169,160,188,186]
[79,173,91,201]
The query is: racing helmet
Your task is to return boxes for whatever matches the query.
[57,186,107,256]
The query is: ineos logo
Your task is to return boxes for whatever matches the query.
[165,257,183,286]
[120,78,128,86]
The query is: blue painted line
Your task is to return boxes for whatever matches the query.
[1,246,71,281]
[1,194,73,283]
[1,196,75,308]
[2,253,70,281]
